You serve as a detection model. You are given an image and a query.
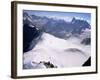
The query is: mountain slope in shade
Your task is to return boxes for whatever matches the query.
[23,12,91,40]
[23,32,91,69]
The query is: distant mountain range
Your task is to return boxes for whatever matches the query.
[23,12,91,52]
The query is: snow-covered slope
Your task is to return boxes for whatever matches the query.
[23,32,91,69]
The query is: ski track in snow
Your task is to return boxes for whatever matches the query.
[24,32,91,69]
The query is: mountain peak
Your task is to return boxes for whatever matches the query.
[71,17,76,23]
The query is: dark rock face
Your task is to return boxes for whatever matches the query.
[41,61,57,68]
[23,23,40,52]
[82,57,91,66]
[81,38,91,45]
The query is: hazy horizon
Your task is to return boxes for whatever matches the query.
[23,10,91,23]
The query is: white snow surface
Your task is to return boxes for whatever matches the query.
[24,32,91,69]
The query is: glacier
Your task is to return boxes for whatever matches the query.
[23,32,91,69]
